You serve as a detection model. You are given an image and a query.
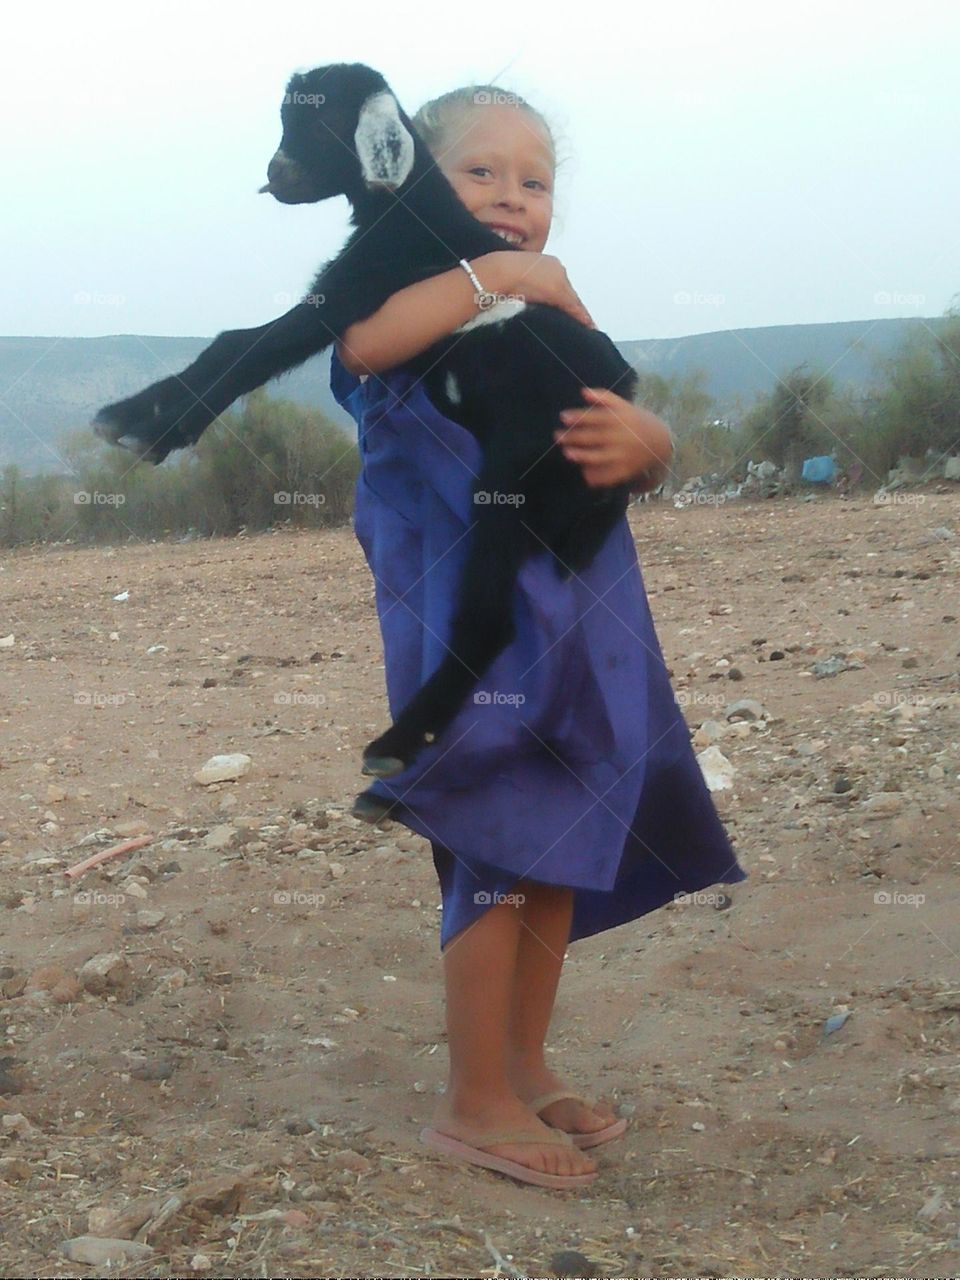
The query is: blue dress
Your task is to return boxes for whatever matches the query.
[330,349,748,951]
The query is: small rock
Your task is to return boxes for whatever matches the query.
[725,698,765,722]
[129,1057,175,1081]
[693,718,726,748]
[203,824,238,850]
[114,819,151,837]
[811,656,851,678]
[135,908,166,931]
[0,1156,31,1182]
[61,1237,155,1267]
[193,753,253,786]
[1,1113,39,1139]
[26,964,72,992]
[833,775,853,794]
[79,952,132,997]
[696,746,735,792]
[550,1250,594,1279]
[51,976,84,1005]
[156,967,188,994]
[118,878,149,899]
[328,1148,372,1174]
[862,792,904,819]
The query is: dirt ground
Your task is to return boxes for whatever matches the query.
[0,490,958,1279]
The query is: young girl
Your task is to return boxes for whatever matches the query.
[330,85,748,1189]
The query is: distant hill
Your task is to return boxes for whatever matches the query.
[0,317,946,475]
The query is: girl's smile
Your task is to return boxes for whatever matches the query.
[435,103,555,254]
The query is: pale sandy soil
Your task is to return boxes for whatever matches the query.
[0,491,958,1278]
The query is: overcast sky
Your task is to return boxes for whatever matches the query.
[5,0,957,342]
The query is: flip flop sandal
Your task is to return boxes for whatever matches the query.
[419,1125,598,1188]
[528,1089,629,1150]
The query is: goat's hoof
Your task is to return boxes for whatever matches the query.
[361,754,407,778]
[351,791,396,824]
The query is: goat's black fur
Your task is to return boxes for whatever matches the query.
[93,63,637,788]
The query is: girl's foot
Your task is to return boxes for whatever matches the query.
[428,1092,597,1179]
[507,1062,618,1136]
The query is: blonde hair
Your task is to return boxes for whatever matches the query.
[411,84,563,175]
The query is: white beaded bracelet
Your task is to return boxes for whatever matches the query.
[458,258,498,311]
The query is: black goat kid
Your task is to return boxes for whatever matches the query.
[93,63,637,782]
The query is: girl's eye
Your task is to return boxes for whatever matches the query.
[469,166,492,177]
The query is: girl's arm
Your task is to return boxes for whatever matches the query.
[338,250,676,492]
[335,251,595,375]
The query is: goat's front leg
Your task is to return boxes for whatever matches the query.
[93,301,337,463]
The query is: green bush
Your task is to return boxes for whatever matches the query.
[0,392,359,548]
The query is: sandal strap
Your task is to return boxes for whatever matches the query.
[470,1127,574,1148]
[528,1089,588,1113]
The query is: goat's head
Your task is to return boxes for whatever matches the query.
[260,63,416,204]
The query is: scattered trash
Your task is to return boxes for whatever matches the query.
[65,834,153,880]
[801,455,836,484]
[824,1010,851,1036]
[112,590,130,602]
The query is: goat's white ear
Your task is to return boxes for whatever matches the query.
[355,91,415,190]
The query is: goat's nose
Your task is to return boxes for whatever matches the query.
[259,149,295,194]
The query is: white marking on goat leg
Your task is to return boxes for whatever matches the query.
[444,371,461,404]
[454,297,527,333]
[355,91,415,190]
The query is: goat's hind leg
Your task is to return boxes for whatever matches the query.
[361,498,531,778]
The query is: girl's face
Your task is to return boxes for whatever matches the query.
[434,103,554,254]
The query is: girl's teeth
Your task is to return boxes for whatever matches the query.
[492,228,523,244]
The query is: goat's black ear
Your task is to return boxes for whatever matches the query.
[354,91,415,191]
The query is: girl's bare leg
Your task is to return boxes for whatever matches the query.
[505,880,618,1134]
[429,896,597,1177]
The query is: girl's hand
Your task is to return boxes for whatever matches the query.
[554,388,675,490]
[475,250,596,329]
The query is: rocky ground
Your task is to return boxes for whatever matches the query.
[0,490,958,1279]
